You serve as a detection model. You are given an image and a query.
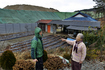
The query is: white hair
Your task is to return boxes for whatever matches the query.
[77,33,84,40]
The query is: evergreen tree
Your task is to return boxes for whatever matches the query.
[93,0,105,16]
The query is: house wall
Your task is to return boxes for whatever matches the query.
[45,24,47,32]
[75,14,84,17]
[53,25,57,34]
[50,24,53,33]
[38,23,57,33]
[50,24,57,34]
[38,23,46,32]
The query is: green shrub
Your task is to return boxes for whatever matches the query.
[43,50,48,62]
[83,31,98,47]
[63,53,71,60]
[86,48,98,60]
[59,48,65,52]
[83,26,105,61]
[0,50,16,70]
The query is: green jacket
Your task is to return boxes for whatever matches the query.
[31,27,43,59]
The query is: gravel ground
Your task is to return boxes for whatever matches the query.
[0,60,105,70]
[43,60,105,70]
[81,60,105,70]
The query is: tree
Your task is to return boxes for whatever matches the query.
[93,0,105,16]
[0,50,16,70]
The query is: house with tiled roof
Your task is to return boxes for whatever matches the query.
[49,12,100,31]
[37,12,100,34]
[65,11,97,21]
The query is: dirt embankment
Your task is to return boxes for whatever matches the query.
[98,18,105,27]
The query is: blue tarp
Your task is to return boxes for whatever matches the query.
[67,38,75,41]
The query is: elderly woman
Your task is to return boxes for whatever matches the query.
[61,33,86,70]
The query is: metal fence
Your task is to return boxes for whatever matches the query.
[0,23,37,34]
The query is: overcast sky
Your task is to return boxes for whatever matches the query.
[0,0,96,12]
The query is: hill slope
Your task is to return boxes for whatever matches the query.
[4,4,59,12]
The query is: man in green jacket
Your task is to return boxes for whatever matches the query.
[31,27,44,70]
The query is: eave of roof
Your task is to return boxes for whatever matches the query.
[66,25,97,31]
[49,20,100,28]
[37,20,52,23]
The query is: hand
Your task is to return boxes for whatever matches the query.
[79,61,83,64]
[33,59,38,62]
[61,38,66,41]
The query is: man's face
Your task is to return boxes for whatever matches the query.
[39,31,42,36]
[76,35,81,42]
